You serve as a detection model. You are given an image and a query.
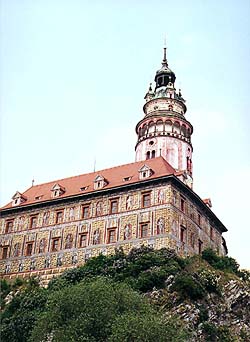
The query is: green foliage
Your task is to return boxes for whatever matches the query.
[108,313,190,342]
[1,286,47,342]
[30,277,181,342]
[202,322,237,342]
[198,304,209,323]
[48,247,183,293]
[197,269,221,294]
[202,249,240,275]
[171,273,206,300]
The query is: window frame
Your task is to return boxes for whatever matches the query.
[180,225,186,243]
[142,192,151,208]
[26,242,33,256]
[2,246,9,259]
[55,210,64,224]
[82,204,90,219]
[180,197,186,212]
[107,228,117,243]
[79,233,88,248]
[5,220,14,233]
[51,238,60,252]
[30,215,38,229]
[140,223,149,238]
[109,199,119,214]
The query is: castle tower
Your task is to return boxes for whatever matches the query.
[135,47,194,188]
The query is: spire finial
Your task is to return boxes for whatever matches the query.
[162,36,168,67]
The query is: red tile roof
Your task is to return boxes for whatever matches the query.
[1,157,176,210]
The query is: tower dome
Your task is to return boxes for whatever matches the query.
[154,47,176,89]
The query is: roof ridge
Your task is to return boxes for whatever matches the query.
[25,157,166,190]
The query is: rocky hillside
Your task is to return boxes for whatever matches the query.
[1,247,250,341]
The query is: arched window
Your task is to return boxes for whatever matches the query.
[173,122,180,134]
[151,150,156,158]
[146,151,150,160]
[165,120,172,132]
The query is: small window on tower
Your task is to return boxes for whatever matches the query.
[151,150,156,158]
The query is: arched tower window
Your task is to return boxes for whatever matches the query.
[146,151,150,160]
[151,150,156,158]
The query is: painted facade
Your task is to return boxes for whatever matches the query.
[0,48,227,284]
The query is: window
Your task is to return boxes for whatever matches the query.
[180,197,185,212]
[56,211,63,224]
[51,238,60,252]
[190,233,195,248]
[198,213,201,226]
[180,226,186,243]
[107,229,116,243]
[210,227,214,241]
[30,215,38,229]
[142,193,151,208]
[79,233,88,248]
[198,240,203,254]
[151,150,156,158]
[82,205,90,219]
[123,176,132,182]
[140,223,149,238]
[146,151,150,160]
[26,243,33,256]
[2,246,8,259]
[5,220,14,233]
[110,199,118,214]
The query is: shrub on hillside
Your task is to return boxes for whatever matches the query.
[171,273,206,300]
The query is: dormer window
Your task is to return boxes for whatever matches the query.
[138,165,153,180]
[51,183,65,198]
[94,175,108,190]
[123,176,132,182]
[12,191,27,207]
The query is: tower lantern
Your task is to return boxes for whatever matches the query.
[135,47,194,188]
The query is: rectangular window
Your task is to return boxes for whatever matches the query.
[110,199,118,214]
[5,220,14,233]
[180,197,185,212]
[79,234,87,248]
[190,205,194,219]
[51,238,60,252]
[82,205,90,219]
[210,227,214,241]
[198,213,201,226]
[142,193,151,208]
[198,240,203,254]
[26,243,33,256]
[107,229,116,243]
[180,226,186,243]
[30,215,38,229]
[56,211,63,224]
[140,223,149,238]
[2,246,8,259]
[190,232,195,248]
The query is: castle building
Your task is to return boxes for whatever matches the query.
[0,48,227,283]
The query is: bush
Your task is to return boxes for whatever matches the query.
[202,249,240,275]
[172,273,206,300]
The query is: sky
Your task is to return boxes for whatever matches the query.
[1,0,249,269]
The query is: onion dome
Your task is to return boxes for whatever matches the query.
[154,47,176,89]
